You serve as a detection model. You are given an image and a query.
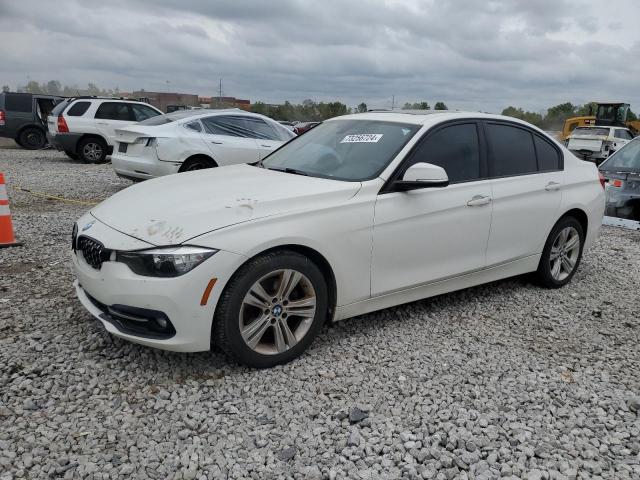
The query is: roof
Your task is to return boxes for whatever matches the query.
[331,110,522,126]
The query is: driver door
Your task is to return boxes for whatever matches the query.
[371,122,493,295]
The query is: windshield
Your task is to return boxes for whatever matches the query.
[572,127,609,137]
[262,119,421,181]
[600,139,640,171]
[139,110,201,126]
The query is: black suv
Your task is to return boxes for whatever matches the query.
[0,92,63,149]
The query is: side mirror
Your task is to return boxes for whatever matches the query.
[394,162,449,191]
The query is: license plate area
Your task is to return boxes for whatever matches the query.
[118,143,128,153]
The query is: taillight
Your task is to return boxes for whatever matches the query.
[0,110,5,126]
[598,173,606,189]
[57,115,69,133]
[610,179,623,188]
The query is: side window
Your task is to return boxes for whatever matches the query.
[95,102,133,121]
[201,116,244,137]
[486,123,537,177]
[131,104,159,122]
[407,123,481,183]
[615,130,633,140]
[243,118,280,140]
[66,101,91,117]
[185,121,202,132]
[534,135,561,171]
[5,94,32,112]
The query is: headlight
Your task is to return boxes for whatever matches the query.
[115,246,218,277]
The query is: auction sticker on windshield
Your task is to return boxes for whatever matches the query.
[341,134,383,143]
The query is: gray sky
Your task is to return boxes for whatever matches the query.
[1,0,639,112]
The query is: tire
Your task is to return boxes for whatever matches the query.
[64,150,79,160]
[18,128,46,150]
[78,137,107,164]
[179,156,217,172]
[536,216,585,288]
[213,250,328,368]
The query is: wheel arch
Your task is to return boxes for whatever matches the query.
[16,123,45,140]
[558,207,588,235]
[78,133,108,150]
[178,154,218,172]
[218,243,338,324]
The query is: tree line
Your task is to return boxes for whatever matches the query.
[250,99,448,121]
[2,80,121,97]
[501,102,638,130]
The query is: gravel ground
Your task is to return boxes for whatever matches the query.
[1,145,639,480]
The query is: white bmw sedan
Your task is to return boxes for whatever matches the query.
[110,109,295,181]
[72,111,605,367]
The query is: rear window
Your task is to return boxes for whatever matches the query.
[66,101,91,117]
[4,94,32,112]
[486,123,537,177]
[138,110,196,126]
[534,136,561,171]
[51,99,71,116]
[572,127,609,137]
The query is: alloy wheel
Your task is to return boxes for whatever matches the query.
[239,269,317,355]
[83,143,103,162]
[549,226,580,281]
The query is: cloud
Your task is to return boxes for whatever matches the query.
[0,0,638,112]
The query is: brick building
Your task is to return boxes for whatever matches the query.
[131,91,200,113]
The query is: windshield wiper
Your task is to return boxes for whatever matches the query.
[266,167,308,176]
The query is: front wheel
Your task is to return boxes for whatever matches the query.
[213,251,328,368]
[536,217,584,288]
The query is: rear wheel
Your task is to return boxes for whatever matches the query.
[180,156,217,172]
[213,251,328,368]
[78,137,107,163]
[18,128,46,150]
[536,217,584,288]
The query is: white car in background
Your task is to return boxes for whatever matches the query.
[72,111,604,367]
[567,125,634,164]
[110,110,295,180]
[47,97,163,163]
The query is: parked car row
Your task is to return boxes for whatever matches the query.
[71,110,605,367]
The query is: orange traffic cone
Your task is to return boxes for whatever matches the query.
[0,173,22,248]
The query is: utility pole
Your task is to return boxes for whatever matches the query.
[392,95,395,110]
[218,78,223,106]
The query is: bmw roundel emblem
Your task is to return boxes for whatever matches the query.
[272,305,283,316]
[82,221,95,232]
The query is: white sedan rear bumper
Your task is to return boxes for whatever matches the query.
[111,151,181,180]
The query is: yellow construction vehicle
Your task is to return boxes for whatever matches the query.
[560,102,640,142]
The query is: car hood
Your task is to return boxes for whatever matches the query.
[91,164,361,246]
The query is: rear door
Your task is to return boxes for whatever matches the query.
[94,102,136,146]
[484,122,563,266]
[241,117,285,159]
[199,116,259,165]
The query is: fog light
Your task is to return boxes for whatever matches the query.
[156,317,168,329]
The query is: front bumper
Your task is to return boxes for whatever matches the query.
[72,221,247,352]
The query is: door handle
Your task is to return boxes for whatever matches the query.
[466,195,491,207]
[210,141,223,144]
[545,181,561,191]
[260,144,274,148]
[96,122,108,125]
